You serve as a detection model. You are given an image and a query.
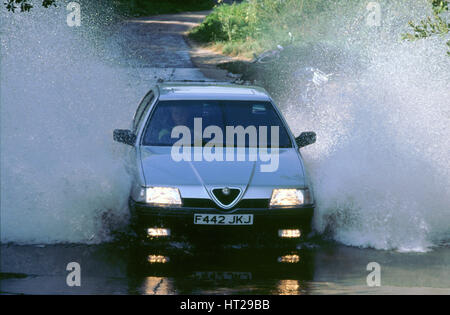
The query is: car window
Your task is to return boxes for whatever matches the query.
[142,100,292,148]
[133,91,154,132]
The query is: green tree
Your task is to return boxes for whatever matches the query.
[4,0,56,12]
[403,0,449,55]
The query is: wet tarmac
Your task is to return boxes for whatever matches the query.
[1,242,449,295]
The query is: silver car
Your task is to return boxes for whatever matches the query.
[114,82,316,242]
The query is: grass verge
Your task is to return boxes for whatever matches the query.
[189,0,434,58]
[189,0,337,58]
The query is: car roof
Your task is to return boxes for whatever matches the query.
[156,82,272,101]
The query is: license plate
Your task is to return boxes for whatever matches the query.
[194,214,253,225]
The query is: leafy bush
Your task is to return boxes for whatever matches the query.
[189,0,335,56]
[4,0,56,12]
[190,2,252,42]
[191,0,446,57]
[402,0,449,55]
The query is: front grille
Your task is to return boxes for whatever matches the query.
[212,188,240,206]
[182,198,216,208]
[236,199,269,209]
[182,198,269,210]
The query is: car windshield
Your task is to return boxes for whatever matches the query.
[142,100,292,148]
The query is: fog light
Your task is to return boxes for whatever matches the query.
[278,229,301,238]
[147,228,171,237]
[147,255,170,264]
[277,254,300,263]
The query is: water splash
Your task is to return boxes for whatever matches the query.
[0,4,142,244]
[284,1,450,251]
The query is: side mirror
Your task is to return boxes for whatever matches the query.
[113,129,136,146]
[295,131,316,148]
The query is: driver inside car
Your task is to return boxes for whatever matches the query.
[150,104,194,144]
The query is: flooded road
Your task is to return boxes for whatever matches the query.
[2,243,449,295]
[1,4,449,295]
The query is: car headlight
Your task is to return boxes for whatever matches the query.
[132,186,182,206]
[269,188,313,208]
[146,187,182,206]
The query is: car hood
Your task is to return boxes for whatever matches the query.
[140,146,306,198]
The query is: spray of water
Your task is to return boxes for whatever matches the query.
[0,4,144,244]
[284,1,450,251]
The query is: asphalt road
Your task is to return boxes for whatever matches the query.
[107,11,218,82]
[2,243,450,295]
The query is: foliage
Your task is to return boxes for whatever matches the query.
[402,0,449,55]
[190,0,301,56]
[189,0,354,57]
[3,0,214,16]
[4,0,56,12]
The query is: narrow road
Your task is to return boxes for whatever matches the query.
[110,11,218,82]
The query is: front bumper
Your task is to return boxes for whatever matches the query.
[129,198,314,241]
